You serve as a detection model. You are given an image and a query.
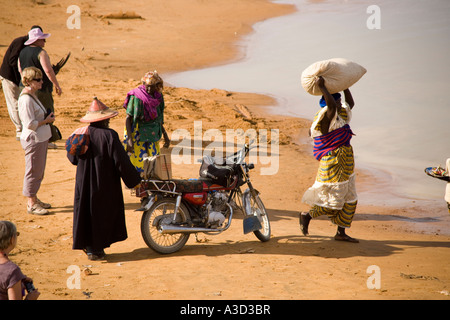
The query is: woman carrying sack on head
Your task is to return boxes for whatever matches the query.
[123,70,170,174]
[300,76,359,243]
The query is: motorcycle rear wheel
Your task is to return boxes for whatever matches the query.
[141,197,190,254]
[250,191,271,242]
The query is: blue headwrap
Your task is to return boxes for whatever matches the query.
[319,93,341,108]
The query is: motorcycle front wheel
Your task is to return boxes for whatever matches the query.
[140,197,190,254]
[250,190,271,242]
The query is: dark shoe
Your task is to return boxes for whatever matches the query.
[87,252,106,261]
[334,233,359,243]
[299,212,311,236]
[83,248,106,260]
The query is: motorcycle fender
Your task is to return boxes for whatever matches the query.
[242,188,259,216]
[242,188,262,234]
[135,194,157,212]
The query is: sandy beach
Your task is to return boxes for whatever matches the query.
[0,0,449,302]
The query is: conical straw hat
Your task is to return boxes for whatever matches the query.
[80,97,118,123]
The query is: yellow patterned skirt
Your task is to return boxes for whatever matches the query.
[123,123,160,173]
[302,145,357,228]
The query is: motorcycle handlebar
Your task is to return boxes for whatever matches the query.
[196,140,256,164]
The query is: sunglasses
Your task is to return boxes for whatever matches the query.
[32,78,43,82]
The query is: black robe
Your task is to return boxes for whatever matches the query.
[67,126,141,251]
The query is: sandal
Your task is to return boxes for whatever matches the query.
[37,198,51,209]
[27,203,49,215]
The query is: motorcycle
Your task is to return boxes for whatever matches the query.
[136,141,271,254]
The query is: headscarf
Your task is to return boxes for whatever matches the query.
[319,93,341,108]
[123,71,163,121]
[141,70,163,87]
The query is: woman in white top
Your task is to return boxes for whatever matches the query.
[18,67,55,215]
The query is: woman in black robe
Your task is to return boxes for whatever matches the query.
[67,97,141,260]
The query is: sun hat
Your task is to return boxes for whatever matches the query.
[80,97,118,123]
[24,27,51,45]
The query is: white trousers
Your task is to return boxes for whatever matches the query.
[1,77,22,137]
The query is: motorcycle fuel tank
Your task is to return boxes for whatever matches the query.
[183,192,207,205]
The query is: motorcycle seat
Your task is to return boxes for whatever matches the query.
[172,179,204,193]
[142,179,204,193]
[172,178,231,193]
[143,178,231,193]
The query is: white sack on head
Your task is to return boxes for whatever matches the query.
[301,58,366,96]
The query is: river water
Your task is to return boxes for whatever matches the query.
[165,0,450,217]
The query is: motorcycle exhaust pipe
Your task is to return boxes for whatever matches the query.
[160,204,233,234]
[159,225,220,234]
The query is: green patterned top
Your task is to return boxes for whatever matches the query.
[126,95,164,143]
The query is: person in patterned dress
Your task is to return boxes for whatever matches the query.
[300,76,359,243]
[123,71,170,173]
